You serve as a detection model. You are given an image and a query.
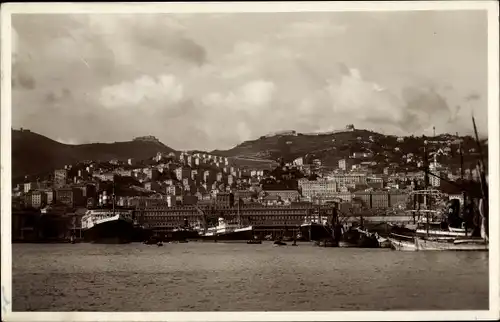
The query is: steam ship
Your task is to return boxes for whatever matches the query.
[81,186,135,244]
[164,217,200,241]
[198,217,254,241]
[196,201,254,241]
[298,209,333,241]
[81,208,135,244]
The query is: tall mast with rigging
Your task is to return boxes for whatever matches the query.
[472,116,488,240]
[112,179,116,215]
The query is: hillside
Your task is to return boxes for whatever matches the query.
[11,128,488,181]
[213,129,488,169]
[213,129,391,162]
[11,129,175,180]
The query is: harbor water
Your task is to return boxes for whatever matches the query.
[12,242,489,311]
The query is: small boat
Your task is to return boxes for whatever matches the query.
[338,240,358,248]
[389,235,488,251]
[157,241,163,247]
[273,240,287,246]
[144,236,161,245]
[314,239,338,247]
[377,237,392,248]
[247,240,262,244]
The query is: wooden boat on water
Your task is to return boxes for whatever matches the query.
[247,239,262,244]
[389,118,489,252]
[273,239,287,246]
[388,234,488,251]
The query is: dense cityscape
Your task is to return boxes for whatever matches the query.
[12,123,488,243]
[6,6,494,315]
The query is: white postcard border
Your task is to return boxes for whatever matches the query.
[1,1,498,321]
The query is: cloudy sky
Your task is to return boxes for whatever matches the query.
[12,10,488,150]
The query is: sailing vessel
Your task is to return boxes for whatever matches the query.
[388,190,488,251]
[389,120,489,251]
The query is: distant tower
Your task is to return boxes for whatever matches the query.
[433,126,436,137]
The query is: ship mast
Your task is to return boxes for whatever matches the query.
[457,132,468,237]
[422,141,430,237]
[112,179,115,215]
[472,116,488,240]
[237,196,241,228]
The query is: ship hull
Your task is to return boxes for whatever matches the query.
[83,218,134,244]
[164,229,200,241]
[388,236,488,251]
[341,229,380,248]
[299,223,332,241]
[201,227,254,241]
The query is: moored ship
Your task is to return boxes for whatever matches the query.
[299,210,333,241]
[81,208,135,244]
[198,217,254,241]
[165,217,200,241]
[389,118,489,252]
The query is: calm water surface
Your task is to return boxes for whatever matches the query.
[12,242,489,311]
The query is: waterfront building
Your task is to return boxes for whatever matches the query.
[24,190,47,209]
[262,190,300,202]
[327,173,368,185]
[55,187,84,208]
[215,192,234,208]
[136,203,331,237]
[351,191,408,210]
[299,179,338,199]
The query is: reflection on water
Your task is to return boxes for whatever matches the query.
[12,242,489,311]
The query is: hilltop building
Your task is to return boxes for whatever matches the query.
[133,136,160,143]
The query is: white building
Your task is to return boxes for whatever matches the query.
[299,179,338,199]
[293,157,304,166]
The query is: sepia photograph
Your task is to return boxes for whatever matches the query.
[1,1,499,321]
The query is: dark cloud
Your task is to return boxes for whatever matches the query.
[12,69,36,90]
[11,11,488,150]
[169,37,207,65]
[465,93,481,101]
[400,87,451,132]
